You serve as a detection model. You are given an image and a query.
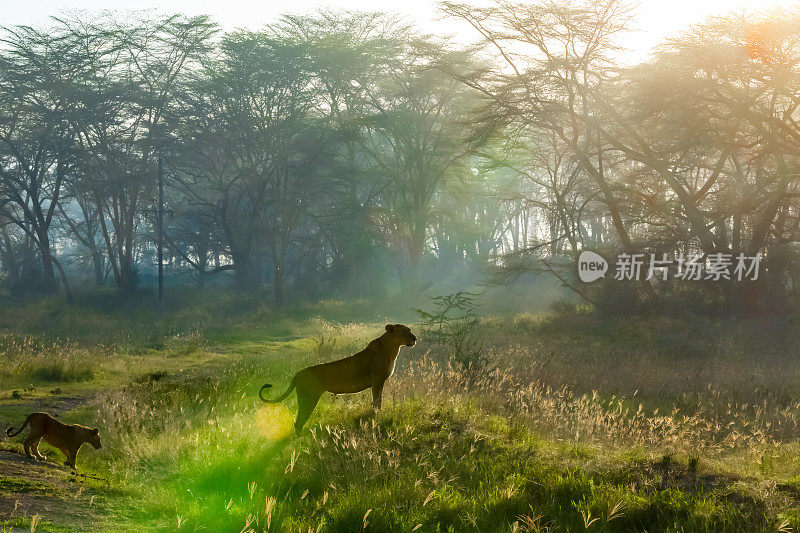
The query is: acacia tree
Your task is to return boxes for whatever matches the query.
[630,11,800,312]
[175,31,317,304]
[56,189,108,286]
[367,40,479,292]
[160,190,229,287]
[0,23,81,299]
[274,12,407,295]
[66,13,216,295]
[446,0,800,312]
[443,0,664,302]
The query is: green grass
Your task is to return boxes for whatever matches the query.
[1,517,74,533]
[84,393,799,532]
[3,293,800,531]
[276,404,774,532]
[30,363,95,383]
[0,474,55,494]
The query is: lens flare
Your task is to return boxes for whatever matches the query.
[254,403,294,441]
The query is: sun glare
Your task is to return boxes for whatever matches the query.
[254,403,295,441]
[627,0,800,62]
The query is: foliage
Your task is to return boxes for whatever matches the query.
[414,291,486,370]
[1,2,798,314]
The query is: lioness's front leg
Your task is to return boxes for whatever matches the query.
[66,447,78,469]
[371,378,385,411]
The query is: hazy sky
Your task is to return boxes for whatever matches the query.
[3,0,798,62]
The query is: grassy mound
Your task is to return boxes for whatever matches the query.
[4,299,800,531]
[97,397,799,532]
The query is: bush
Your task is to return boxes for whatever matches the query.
[593,280,639,317]
[30,363,94,383]
[414,291,486,370]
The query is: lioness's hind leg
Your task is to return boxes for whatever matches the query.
[295,389,321,434]
[29,437,45,460]
[23,437,33,459]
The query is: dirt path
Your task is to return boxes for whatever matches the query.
[0,450,107,531]
[0,394,108,532]
[0,346,286,531]
[2,393,91,418]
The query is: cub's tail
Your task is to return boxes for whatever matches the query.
[6,414,33,437]
[259,378,296,403]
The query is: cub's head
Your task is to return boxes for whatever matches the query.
[88,427,101,449]
[385,324,417,347]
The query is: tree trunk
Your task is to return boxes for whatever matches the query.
[35,228,58,293]
[274,264,285,307]
[232,250,262,291]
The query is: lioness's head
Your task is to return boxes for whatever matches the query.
[88,427,101,449]
[385,324,417,347]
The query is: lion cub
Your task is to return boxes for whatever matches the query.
[6,412,101,469]
[259,324,417,433]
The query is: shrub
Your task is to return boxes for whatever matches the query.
[30,363,94,383]
[414,291,486,370]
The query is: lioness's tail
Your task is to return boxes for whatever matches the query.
[6,414,33,437]
[259,378,295,403]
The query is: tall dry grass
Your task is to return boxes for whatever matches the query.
[0,333,100,387]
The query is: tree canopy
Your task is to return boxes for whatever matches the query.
[0,2,798,314]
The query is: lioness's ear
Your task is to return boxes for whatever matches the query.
[385,324,394,333]
[93,427,99,434]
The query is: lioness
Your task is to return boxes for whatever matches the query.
[6,412,101,469]
[259,323,417,433]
